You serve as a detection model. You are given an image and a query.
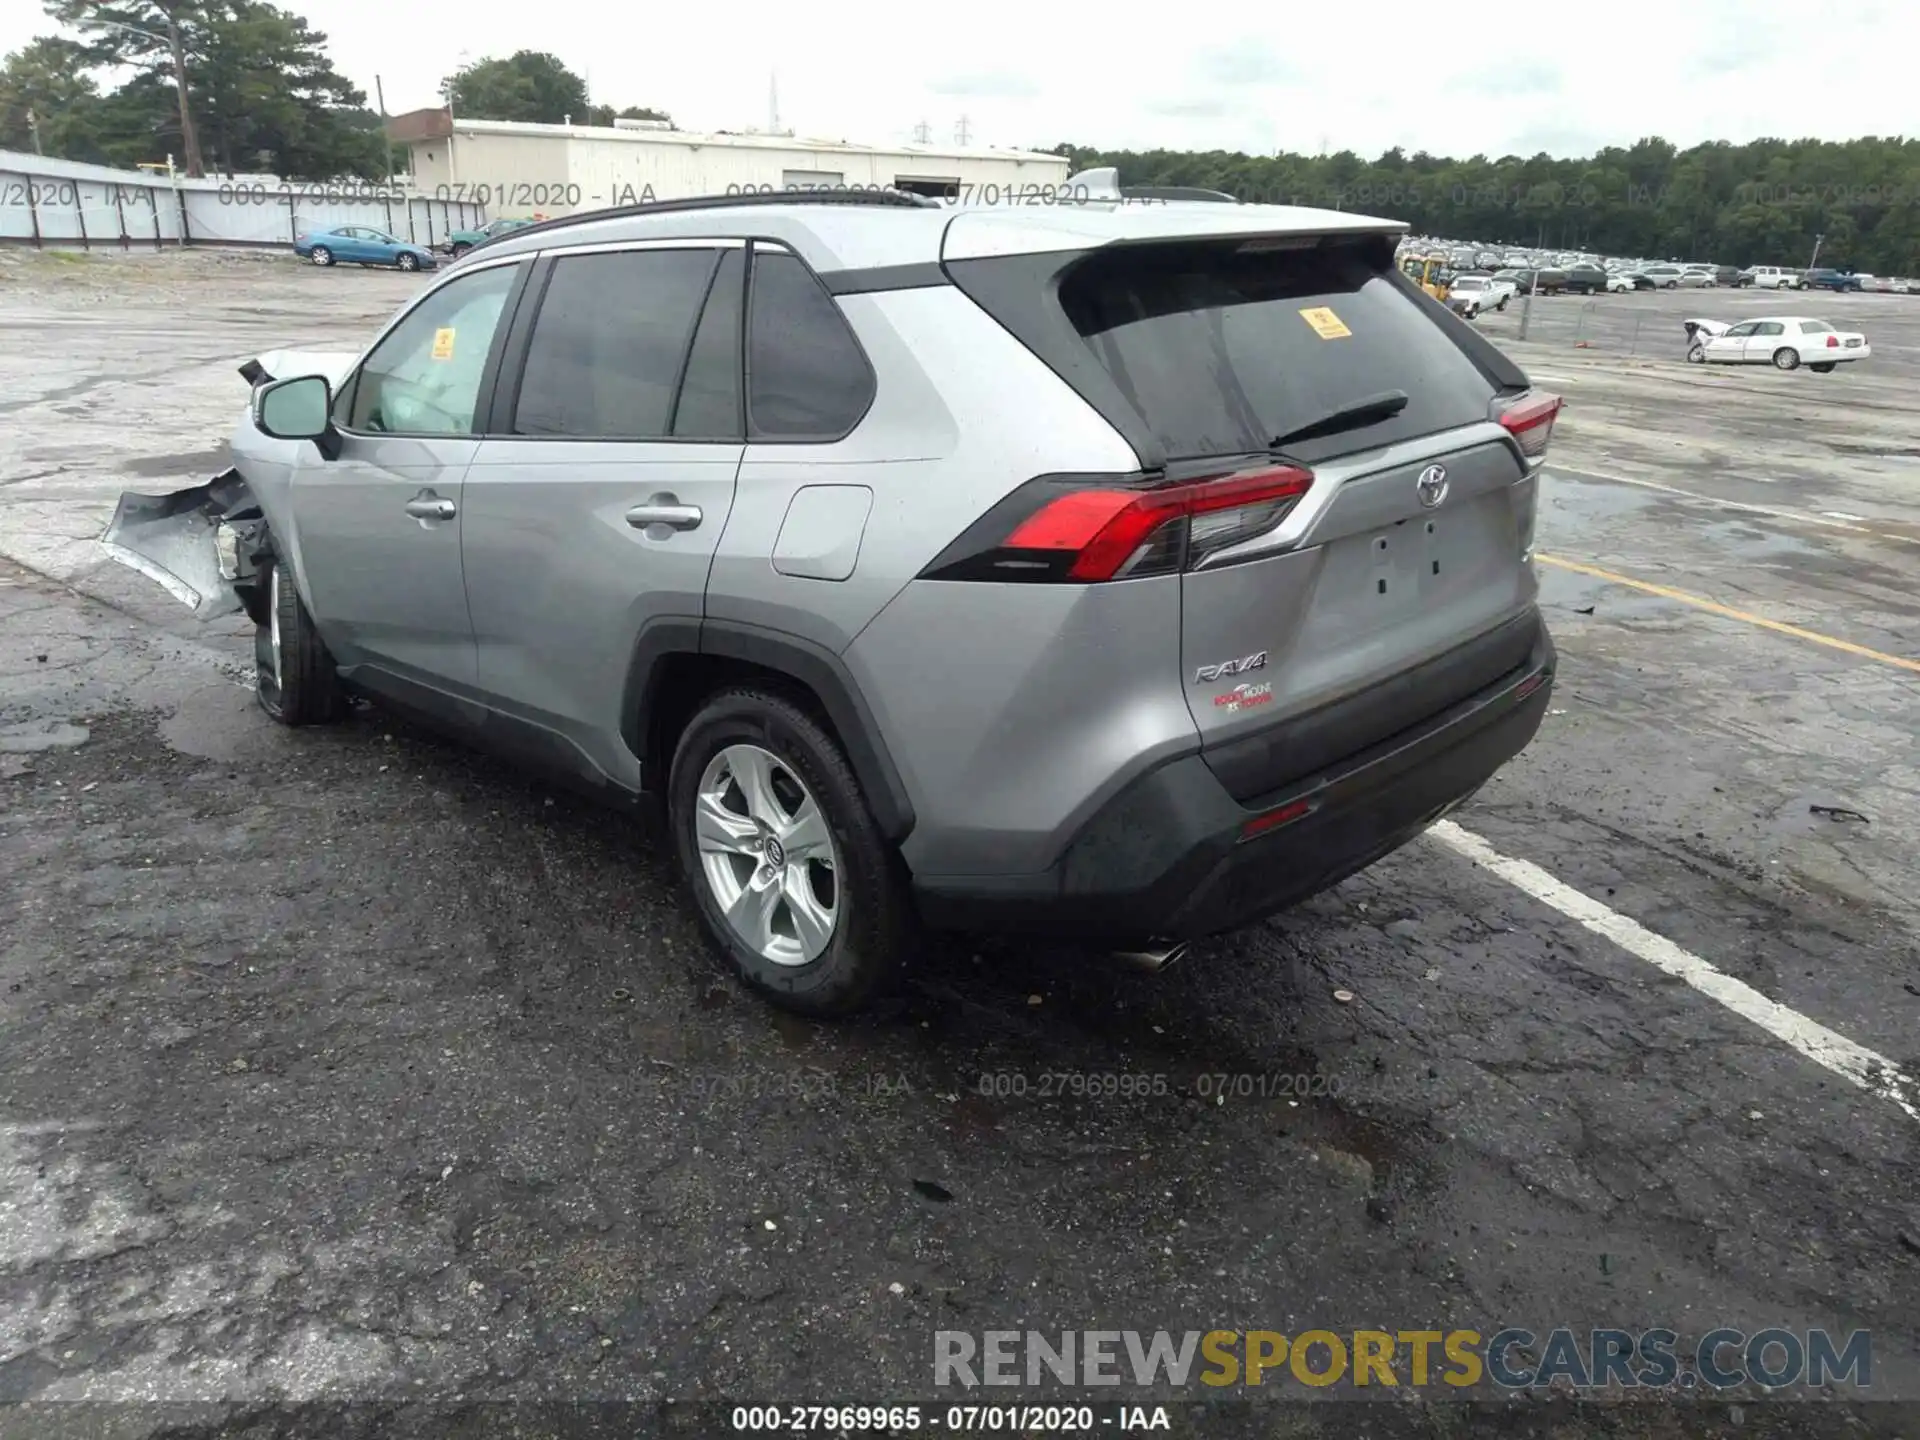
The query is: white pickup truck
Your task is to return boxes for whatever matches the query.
[1446,273,1517,318]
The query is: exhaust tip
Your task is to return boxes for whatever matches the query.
[1110,940,1190,972]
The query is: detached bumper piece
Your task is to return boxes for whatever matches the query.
[914,613,1556,944]
[100,469,266,621]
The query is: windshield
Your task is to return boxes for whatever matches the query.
[1453,277,1487,290]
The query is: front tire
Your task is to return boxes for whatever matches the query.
[668,688,914,1016]
[255,559,345,726]
[1773,347,1801,371]
[397,251,420,272]
[309,245,333,267]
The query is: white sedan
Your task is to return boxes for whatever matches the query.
[1605,271,1637,293]
[1687,316,1869,372]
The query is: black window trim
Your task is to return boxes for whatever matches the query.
[743,238,879,446]
[477,237,748,446]
[331,252,534,441]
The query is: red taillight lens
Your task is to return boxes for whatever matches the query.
[922,465,1314,583]
[1497,391,1562,464]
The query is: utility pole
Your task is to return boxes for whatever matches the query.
[912,119,931,145]
[26,108,42,155]
[1806,231,1825,278]
[374,75,392,183]
[955,115,971,147]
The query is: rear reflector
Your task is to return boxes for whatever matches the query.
[1496,391,1562,463]
[1240,798,1315,840]
[921,464,1314,584]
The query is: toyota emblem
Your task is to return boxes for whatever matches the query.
[1416,464,1449,508]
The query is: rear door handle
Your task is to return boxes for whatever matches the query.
[626,503,702,532]
[404,496,456,521]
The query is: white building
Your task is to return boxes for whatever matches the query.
[388,113,1071,216]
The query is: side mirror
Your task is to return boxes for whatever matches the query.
[255,374,332,441]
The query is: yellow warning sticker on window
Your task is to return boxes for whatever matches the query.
[430,327,456,360]
[1299,307,1352,339]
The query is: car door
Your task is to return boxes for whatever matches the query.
[287,255,529,711]
[460,240,745,789]
[331,227,371,263]
[1744,320,1786,363]
[365,230,402,264]
[1706,321,1755,361]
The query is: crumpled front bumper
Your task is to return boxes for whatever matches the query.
[99,469,266,621]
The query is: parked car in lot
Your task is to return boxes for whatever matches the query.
[102,188,1560,1015]
[1605,271,1638,293]
[1804,269,1863,292]
[444,216,539,257]
[1639,265,1687,288]
[294,226,438,272]
[1685,315,1869,371]
[1735,265,1804,289]
[1500,266,1567,295]
[1445,272,1516,316]
[1561,263,1610,295]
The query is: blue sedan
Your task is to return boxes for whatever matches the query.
[294,226,438,272]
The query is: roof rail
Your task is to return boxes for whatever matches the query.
[1120,185,1239,204]
[469,186,942,251]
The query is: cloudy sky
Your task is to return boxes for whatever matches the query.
[5,0,1911,158]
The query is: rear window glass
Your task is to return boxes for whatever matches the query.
[1056,240,1496,462]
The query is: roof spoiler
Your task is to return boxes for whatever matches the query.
[1064,167,1241,207]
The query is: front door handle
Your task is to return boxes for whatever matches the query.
[405,495,456,521]
[626,501,703,532]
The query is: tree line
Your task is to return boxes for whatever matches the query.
[1050,138,1920,273]
[0,7,673,180]
[1,7,1914,273]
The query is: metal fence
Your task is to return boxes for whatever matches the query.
[0,151,485,252]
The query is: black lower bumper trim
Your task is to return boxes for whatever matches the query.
[913,616,1555,942]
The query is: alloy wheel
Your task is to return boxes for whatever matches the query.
[694,743,840,966]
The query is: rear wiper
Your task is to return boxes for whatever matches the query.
[1269,389,1410,450]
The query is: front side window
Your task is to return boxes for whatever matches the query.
[1723,322,1758,339]
[511,247,720,439]
[344,262,520,435]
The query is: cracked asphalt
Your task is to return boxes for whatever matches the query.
[1,249,1918,1438]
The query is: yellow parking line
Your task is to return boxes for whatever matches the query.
[1536,554,1920,675]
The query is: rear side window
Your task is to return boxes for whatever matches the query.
[1798,320,1833,333]
[1055,240,1497,462]
[513,247,720,439]
[746,248,874,440]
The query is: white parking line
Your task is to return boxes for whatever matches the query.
[1429,820,1920,1123]
[1550,463,1920,548]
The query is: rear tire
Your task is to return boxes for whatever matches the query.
[1772,347,1800,371]
[309,246,332,267]
[1809,362,1836,373]
[255,559,346,726]
[668,688,914,1017]
[1686,344,1706,364]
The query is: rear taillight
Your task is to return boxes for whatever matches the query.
[920,465,1315,583]
[1496,391,1562,465]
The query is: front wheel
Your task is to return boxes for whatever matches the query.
[449,243,471,258]
[255,559,346,725]
[1497,296,1508,310]
[668,688,915,1016]
[1772,347,1801,371]
[397,251,420,272]
[309,245,333,267]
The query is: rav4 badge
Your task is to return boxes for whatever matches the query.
[1195,651,1267,684]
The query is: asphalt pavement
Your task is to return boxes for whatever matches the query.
[1,249,1917,1437]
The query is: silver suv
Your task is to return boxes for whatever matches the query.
[107,190,1559,1015]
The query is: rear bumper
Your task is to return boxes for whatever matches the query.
[913,613,1555,943]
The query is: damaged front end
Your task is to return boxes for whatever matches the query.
[100,468,271,624]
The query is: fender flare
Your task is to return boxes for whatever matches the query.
[623,617,916,843]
